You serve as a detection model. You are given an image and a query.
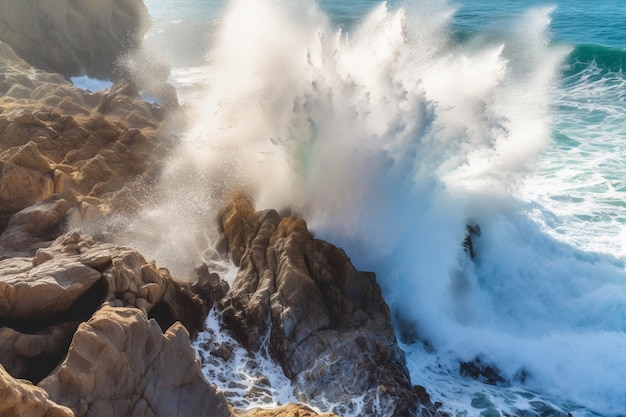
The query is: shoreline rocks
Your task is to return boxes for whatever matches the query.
[39,305,231,417]
[216,195,440,416]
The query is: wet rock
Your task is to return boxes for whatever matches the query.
[38,305,231,417]
[463,224,481,260]
[218,194,440,416]
[459,357,506,386]
[193,262,231,309]
[210,344,235,362]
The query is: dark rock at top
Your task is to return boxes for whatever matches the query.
[0,0,150,80]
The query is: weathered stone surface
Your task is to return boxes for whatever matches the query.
[25,230,207,335]
[0,195,69,257]
[0,0,150,80]
[0,363,73,417]
[38,305,231,417]
[192,262,231,310]
[0,40,177,228]
[217,195,440,416]
[0,227,209,393]
[0,255,101,320]
[236,403,338,417]
[0,4,449,414]
[0,159,54,213]
[0,41,68,98]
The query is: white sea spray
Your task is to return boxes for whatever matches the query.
[111,1,626,415]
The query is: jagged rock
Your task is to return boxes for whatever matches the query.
[463,224,481,260]
[217,195,439,416]
[38,305,231,417]
[0,195,69,257]
[0,227,208,390]
[0,364,73,417]
[459,357,506,386]
[0,40,177,227]
[236,403,338,417]
[30,230,207,335]
[0,159,54,214]
[192,262,231,310]
[0,41,68,100]
[0,0,150,80]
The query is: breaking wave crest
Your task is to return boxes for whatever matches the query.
[114,1,626,415]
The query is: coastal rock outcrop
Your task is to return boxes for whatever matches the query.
[0,0,150,80]
[39,305,231,417]
[0,215,209,387]
[217,195,439,416]
[0,195,69,258]
[0,40,177,234]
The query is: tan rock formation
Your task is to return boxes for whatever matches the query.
[0,364,73,417]
[0,0,150,80]
[38,305,231,417]
[0,225,208,387]
[0,4,447,414]
[237,403,338,417]
[0,40,177,233]
[0,195,69,257]
[217,195,440,417]
[0,255,100,320]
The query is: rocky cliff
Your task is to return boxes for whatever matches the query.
[0,2,444,416]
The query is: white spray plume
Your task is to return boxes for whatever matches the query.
[103,3,626,416]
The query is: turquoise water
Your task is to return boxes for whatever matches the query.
[455,1,626,49]
[137,1,626,416]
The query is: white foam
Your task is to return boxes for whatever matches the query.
[104,1,626,415]
[194,309,300,410]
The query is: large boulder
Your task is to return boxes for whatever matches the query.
[0,0,150,80]
[38,305,231,417]
[0,195,69,258]
[217,195,440,416]
[0,254,101,319]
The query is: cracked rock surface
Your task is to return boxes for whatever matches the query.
[217,195,439,416]
[39,305,230,417]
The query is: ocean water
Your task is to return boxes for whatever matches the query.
[124,0,626,416]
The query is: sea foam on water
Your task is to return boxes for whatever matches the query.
[121,1,626,415]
